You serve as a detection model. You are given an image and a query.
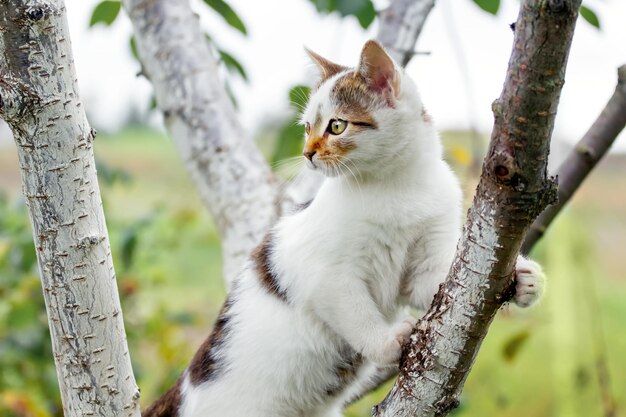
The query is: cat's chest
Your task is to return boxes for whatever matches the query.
[274,194,420,303]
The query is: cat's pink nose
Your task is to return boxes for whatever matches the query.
[304,150,316,161]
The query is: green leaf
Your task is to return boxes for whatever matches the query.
[309,0,376,28]
[120,228,138,270]
[273,122,305,166]
[218,50,248,81]
[472,0,500,15]
[288,85,311,112]
[501,329,531,362]
[580,5,601,29]
[89,0,121,27]
[354,0,376,29]
[203,0,247,35]
[129,36,139,61]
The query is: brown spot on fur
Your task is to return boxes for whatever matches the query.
[251,234,288,302]
[421,107,432,124]
[188,298,233,385]
[142,377,182,417]
[324,350,364,398]
[332,72,380,128]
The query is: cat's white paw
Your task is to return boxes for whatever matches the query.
[513,256,545,308]
[367,316,417,365]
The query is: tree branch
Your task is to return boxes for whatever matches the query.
[123,0,281,285]
[373,1,581,415]
[522,64,626,254]
[0,2,140,416]
[376,0,436,66]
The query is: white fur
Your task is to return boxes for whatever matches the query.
[179,52,544,417]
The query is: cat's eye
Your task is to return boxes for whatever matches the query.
[328,119,347,135]
[304,122,311,135]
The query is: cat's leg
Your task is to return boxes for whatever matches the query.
[513,255,545,307]
[307,274,416,365]
[402,218,459,312]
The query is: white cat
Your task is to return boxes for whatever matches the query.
[143,40,544,417]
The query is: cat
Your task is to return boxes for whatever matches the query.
[143,40,544,417]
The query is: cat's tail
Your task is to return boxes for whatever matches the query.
[142,377,184,417]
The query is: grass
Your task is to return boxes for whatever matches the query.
[1,126,624,416]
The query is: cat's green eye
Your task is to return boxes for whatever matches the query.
[328,119,347,135]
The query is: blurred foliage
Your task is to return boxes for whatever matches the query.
[202,0,247,35]
[0,194,61,417]
[471,0,601,30]
[89,0,249,111]
[1,128,625,417]
[271,85,310,166]
[472,0,500,15]
[307,0,376,29]
[89,0,121,27]
[579,5,600,29]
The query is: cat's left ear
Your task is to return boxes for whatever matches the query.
[357,40,400,99]
[305,47,349,84]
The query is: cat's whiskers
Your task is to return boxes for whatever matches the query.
[334,155,365,207]
[273,156,306,181]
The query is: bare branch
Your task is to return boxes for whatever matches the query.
[123,0,281,285]
[374,1,581,415]
[522,64,626,254]
[0,2,140,415]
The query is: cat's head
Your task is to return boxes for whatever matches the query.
[301,40,431,180]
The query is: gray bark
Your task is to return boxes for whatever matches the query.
[0,2,140,416]
[376,0,436,66]
[123,0,280,286]
[373,1,581,415]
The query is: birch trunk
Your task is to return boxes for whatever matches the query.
[0,2,140,416]
[123,0,280,286]
[373,1,581,415]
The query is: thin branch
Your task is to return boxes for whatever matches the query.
[374,1,581,415]
[522,65,626,254]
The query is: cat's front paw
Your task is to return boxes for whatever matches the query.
[514,256,545,308]
[366,316,417,365]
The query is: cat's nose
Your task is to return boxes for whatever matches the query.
[303,150,316,161]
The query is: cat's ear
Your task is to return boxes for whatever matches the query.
[305,47,348,83]
[356,40,400,98]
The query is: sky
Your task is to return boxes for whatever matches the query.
[60,0,626,152]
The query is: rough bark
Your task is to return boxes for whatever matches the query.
[0,2,141,416]
[373,1,580,416]
[376,0,436,66]
[123,0,281,286]
[522,64,626,254]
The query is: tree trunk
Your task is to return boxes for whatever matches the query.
[0,2,140,416]
[123,0,281,286]
[373,1,580,415]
